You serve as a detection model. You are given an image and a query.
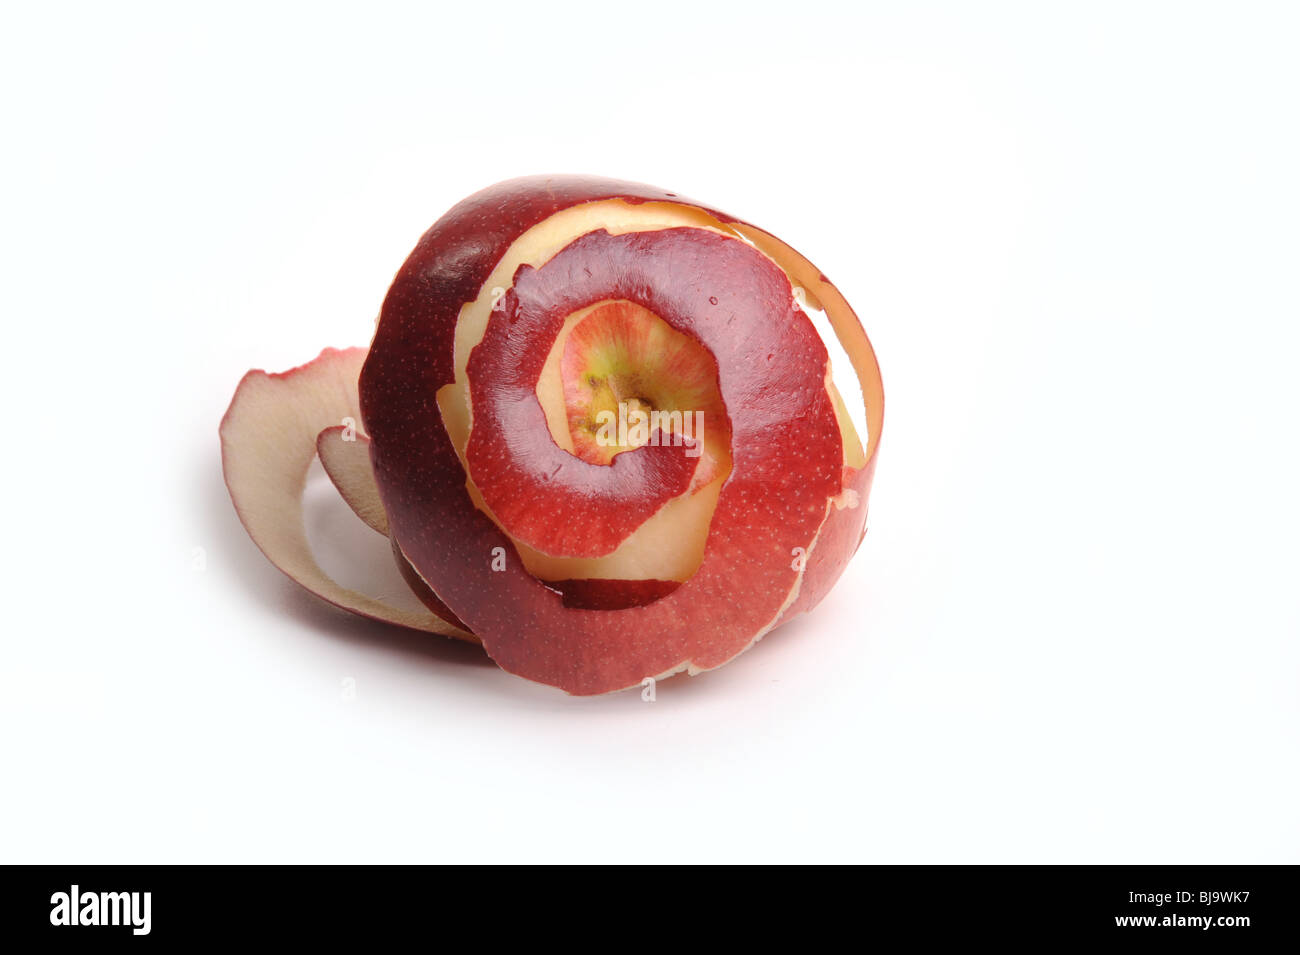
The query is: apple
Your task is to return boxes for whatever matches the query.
[221,176,884,695]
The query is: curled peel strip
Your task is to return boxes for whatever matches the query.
[317,425,389,536]
[360,177,884,695]
[219,347,471,640]
[465,284,697,559]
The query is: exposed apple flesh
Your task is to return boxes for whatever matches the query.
[219,347,471,639]
[557,299,730,492]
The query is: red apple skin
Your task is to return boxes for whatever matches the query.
[360,176,881,694]
[390,536,473,636]
[465,273,697,558]
[776,460,876,627]
[550,578,682,610]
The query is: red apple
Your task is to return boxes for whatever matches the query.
[360,176,883,694]
[221,175,884,695]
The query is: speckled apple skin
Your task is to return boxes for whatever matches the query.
[360,176,880,694]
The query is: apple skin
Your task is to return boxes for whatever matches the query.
[549,577,682,610]
[389,536,473,636]
[465,268,698,558]
[360,176,882,694]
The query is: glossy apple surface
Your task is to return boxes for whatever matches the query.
[359,176,883,695]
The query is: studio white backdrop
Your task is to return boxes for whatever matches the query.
[2,1,1296,863]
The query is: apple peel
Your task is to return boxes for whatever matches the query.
[219,347,471,639]
[316,426,389,536]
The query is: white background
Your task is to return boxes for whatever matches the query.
[2,1,1297,863]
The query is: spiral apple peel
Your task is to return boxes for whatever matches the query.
[220,176,884,694]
